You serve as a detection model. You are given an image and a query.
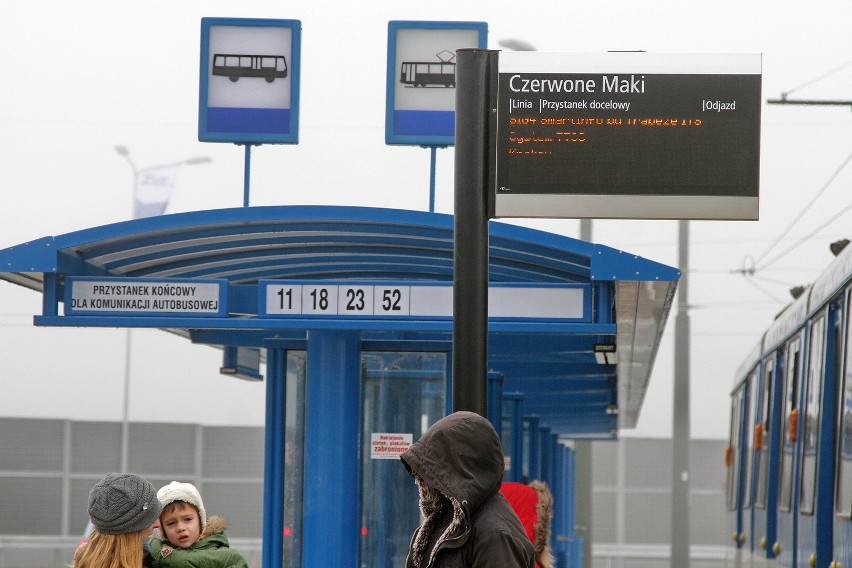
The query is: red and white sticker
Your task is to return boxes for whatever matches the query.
[370,433,413,460]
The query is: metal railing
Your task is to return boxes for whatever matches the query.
[593,543,736,568]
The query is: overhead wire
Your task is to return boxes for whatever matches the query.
[782,59,852,97]
[750,59,852,272]
[756,199,852,272]
[740,274,789,306]
[752,149,852,271]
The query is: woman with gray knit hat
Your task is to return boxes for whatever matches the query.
[74,472,163,568]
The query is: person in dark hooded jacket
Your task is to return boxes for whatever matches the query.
[400,411,535,568]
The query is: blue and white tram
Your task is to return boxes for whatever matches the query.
[727,239,851,568]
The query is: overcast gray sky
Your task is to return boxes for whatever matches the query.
[1,0,850,439]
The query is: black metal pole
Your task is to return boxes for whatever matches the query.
[452,49,497,415]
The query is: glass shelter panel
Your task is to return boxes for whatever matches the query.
[284,351,306,568]
[801,315,826,515]
[359,351,447,568]
[837,290,852,517]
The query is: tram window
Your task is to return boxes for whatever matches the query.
[726,385,745,511]
[743,373,759,508]
[800,315,826,515]
[835,291,852,517]
[780,336,802,512]
[755,360,774,509]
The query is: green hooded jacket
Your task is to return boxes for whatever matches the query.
[149,516,248,568]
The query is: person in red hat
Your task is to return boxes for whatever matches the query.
[499,480,554,568]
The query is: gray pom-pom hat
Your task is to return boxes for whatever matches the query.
[88,473,162,535]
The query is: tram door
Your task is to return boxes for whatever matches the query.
[726,382,746,556]
[834,290,852,567]
[359,351,447,568]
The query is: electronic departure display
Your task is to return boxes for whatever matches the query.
[493,52,762,220]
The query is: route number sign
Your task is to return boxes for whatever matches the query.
[259,280,587,320]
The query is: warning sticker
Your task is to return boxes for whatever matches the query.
[370,433,413,460]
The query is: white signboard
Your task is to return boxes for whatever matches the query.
[370,433,413,460]
[260,280,587,320]
[65,277,227,317]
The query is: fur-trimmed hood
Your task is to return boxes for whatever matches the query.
[401,412,533,568]
[400,411,504,516]
[201,515,228,538]
[499,481,554,568]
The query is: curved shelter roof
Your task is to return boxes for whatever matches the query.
[0,205,679,438]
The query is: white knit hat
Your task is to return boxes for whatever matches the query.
[157,481,207,529]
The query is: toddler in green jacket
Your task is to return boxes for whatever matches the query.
[149,481,248,568]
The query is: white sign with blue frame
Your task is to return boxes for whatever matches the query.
[385,21,487,146]
[199,17,301,144]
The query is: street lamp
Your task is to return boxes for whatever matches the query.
[113,145,211,472]
[114,144,211,219]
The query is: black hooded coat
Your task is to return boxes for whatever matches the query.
[400,411,535,568]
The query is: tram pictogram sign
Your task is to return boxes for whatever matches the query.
[385,21,487,146]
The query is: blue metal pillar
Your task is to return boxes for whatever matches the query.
[539,427,552,488]
[262,348,286,568]
[563,445,581,566]
[526,416,540,481]
[487,372,504,437]
[504,394,524,482]
[303,330,361,566]
[552,442,570,567]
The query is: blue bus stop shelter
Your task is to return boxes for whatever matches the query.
[0,204,679,567]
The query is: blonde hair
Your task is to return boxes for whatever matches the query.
[72,530,144,568]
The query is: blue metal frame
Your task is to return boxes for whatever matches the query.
[526,416,541,481]
[0,205,679,440]
[814,304,841,567]
[303,330,361,566]
[199,18,301,144]
[487,371,504,436]
[385,21,487,146]
[220,346,263,380]
[262,348,286,568]
[503,394,524,483]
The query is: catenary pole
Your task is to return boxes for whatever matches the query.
[671,220,691,567]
